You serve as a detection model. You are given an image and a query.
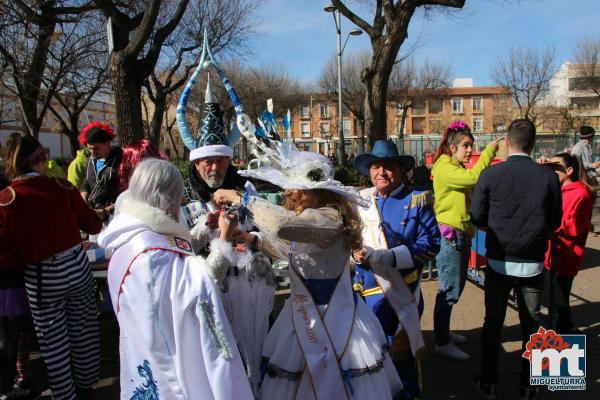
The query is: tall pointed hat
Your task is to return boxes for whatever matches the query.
[181,31,362,204]
[177,34,237,161]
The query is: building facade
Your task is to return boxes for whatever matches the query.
[284,84,512,156]
[0,87,116,158]
[540,61,600,133]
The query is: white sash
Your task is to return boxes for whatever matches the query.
[289,258,355,399]
[360,191,425,357]
[107,230,194,313]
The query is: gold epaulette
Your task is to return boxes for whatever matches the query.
[54,178,76,190]
[352,282,364,292]
[410,190,433,208]
[0,187,16,207]
[361,286,384,297]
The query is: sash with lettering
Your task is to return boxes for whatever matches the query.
[107,229,194,313]
[289,247,355,400]
[359,190,425,357]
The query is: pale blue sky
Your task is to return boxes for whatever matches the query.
[247,0,600,86]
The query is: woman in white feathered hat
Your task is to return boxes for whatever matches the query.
[214,148,404,400]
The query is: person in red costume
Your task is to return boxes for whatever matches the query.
[0,135,102,400]
[544,153,595,333]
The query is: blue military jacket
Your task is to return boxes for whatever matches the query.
[354,185,440,339]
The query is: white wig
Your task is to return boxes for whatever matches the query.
[128,158,184,220]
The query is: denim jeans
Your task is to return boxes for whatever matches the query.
[481,267,544,386]
[433,232,470,346]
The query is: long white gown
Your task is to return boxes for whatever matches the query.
[247,198,404,400]
[99,198,253,400]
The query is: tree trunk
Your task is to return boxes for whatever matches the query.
[149,93,166,145]
[357,118,366,154]
[399,105,409,139]
[20,19,56,138]
[68,113,81,156]
[110,54,144,146]
[363,69,390,148]
[167,128,180,159]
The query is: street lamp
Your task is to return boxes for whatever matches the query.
[324,3,362,165]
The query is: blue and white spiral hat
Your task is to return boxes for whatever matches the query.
[186,75,233,160]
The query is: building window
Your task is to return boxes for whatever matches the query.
[412,117,425,134]
[472,97,483,113]
[472,116,484,133]
[301,106,311,118]
[429,98,443,113]
[412,100,425,115]
[342,104,350,115]
[319,122,330,137]
[452,98,463,114]
[342,119,351,134]
[301,122,311,137]
[429,118,443,134]
[569,77,593,91]
[320,103,329,118]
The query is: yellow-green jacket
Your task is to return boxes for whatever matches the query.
[45,160,65,179]
[67,149,89,190]
[431,144,496,237]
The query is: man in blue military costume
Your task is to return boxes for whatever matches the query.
[353,140,440,400]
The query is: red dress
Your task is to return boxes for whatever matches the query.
[0,175,102,267]
[544,181,594,277]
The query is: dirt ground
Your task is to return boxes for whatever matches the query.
[27,236,600,400]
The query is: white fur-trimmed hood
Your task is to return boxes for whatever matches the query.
[98,197,190,253]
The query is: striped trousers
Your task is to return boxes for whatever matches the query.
[25,245,100,400]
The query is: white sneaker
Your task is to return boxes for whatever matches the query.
[450,332,467,344]
[435,342,470,360]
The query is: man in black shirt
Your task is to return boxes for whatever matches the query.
[470,119,562,400]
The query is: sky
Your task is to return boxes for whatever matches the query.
[246,0,600,87]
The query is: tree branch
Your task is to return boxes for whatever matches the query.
[93,0,135,30]
[410,0,465,8]
[124,0,161,58]
[331,0,376,38]
[140,0,190,74]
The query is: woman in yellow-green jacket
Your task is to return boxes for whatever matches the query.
[431,120,501,361]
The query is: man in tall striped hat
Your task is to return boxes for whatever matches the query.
[177,74,275,395]
[352,139,441,400]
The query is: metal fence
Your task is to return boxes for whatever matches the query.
[393,133,597,166]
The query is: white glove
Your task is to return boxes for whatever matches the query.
[364,247,395,270]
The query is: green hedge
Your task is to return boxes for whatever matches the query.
[171,158,191,181]
[334,165,370,187]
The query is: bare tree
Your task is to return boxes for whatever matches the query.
[491,93,513,133]
[0,62,18,126]
[143,0,257,145]
[94,0,192,146]
[178,62,305,159]
[388,58,451,137]
[319,50,369,153]
[330,0,465,147]
[492,45,556,124]
[47,14,110,155]
[188,62,306,129]
[0,0,97,138]
[573,36,600,98]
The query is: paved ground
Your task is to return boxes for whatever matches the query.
[27,236,600,399]
[419,236,600,399]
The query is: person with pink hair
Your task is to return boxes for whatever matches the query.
[431,120,501,361]
[118,139,167,192]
